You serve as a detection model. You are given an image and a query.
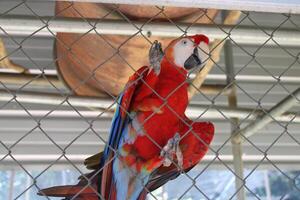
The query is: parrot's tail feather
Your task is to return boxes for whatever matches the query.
[38,185,98,199]
[137,190,148,200]
[67,197,98,200]
[84,152,103,170]
[110,182,117,200]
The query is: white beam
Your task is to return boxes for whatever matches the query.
[0,90,299,122]
[1,16,300,46]
[203,74,300,85]
[0,109,112,118]
[241,87,300,138]
[0,107,299,123]
[2,70,300,85]
[39,0,300,14]
[2,154,300,165]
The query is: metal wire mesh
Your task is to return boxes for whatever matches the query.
[0,1,300,200]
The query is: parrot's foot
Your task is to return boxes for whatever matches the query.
[149,40,164,74]
[160,133,183,168]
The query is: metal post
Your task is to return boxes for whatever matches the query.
[224,38,245,199]
[25,173,31,200]
[8,169,15,200]
[241,87,300,138]
[264,171,272,200]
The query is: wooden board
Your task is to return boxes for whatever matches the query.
[55,2,219,97]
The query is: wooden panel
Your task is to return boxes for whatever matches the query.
[55,2,219,96]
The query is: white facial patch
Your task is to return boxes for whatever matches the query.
[173,38,195,68]
[197,41,210,68]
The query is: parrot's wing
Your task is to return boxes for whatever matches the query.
[138,120,214,199]
[100,66,151,199]
[103,65,150,156]
[37,66,150,200]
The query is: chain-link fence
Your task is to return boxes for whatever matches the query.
[0,1,300,200]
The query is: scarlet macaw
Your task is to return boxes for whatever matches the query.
[38,34,213,200]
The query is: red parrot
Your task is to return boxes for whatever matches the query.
[38,34,213,200]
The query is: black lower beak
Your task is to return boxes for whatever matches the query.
[184,47,202,70]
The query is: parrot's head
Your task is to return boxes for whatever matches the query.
[165,34,209,71]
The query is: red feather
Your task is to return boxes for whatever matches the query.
[129,59,189,163]
[190,34,209,45]
[137,117,214,199]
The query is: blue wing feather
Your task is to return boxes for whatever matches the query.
[103,66,150,159]
[103,94,125,160]
[100,66,151,200]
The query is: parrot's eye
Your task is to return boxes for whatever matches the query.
[182,40,187,45]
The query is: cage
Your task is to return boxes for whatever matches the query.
[0,1,300,200]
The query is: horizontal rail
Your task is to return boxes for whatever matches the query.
[2,70,300,85]
[0,72,65,90]
[39,0,300,14]
[0,74,229,95]
[1,16,300,46]
[2,154,300,166]
[0,89,299,122]
[0,108,299,123]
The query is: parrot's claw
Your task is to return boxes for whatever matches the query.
[160,133,183,168]
[149,40,164,74]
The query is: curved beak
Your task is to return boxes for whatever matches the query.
[184,47,201,70]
